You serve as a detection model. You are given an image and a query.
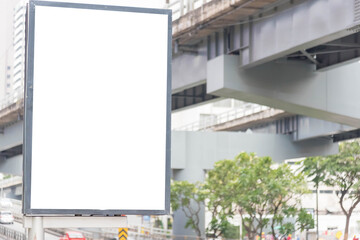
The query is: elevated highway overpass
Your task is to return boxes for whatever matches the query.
[168,0,360,236]
[170,0,360,131]
[171,0,360,69]
[0,0,358,238]
[0,0,355,177]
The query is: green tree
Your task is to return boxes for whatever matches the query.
[204,159,238,238]
[222,222,240,239]
[297,208,315,232]
[300,156,327,189]
[299,156,328,239]
[324,141,360,240]
[171,152,314,240]
[267,164,310,238]
[206,152,312,240]
[170,180,204,237]
[154,218,164,229]
[300,141,360,240]
[233,152,272,240]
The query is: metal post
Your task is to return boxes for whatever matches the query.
[316,162,319,240]
[180,0,184,16]
[26,227,30,239]
[163,216,168,230]
[187,0,194,12]
[29,217,44,240]
[239,217,242,240]
[316,186,319,240]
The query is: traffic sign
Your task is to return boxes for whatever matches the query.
[118,228,128,240]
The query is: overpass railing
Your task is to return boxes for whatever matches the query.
[165,0,213,20]
[2,200,235,240]
[92,225,172,239]
[7,199,174,240]
[10,198,22,222]
[0,88,24,112]
[174,104,270,131]
[0,176,22,189]
[0,225,25,240]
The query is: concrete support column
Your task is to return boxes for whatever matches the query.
[172,167,206,239]
[29,217,44,240]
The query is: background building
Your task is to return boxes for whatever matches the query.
[12,0,26,102]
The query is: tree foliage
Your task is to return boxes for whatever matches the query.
[170,180,204,237]
[267,163,312,237]
[171,152,313,240]
[299,156,327,189]
[232,153,272,240]
[325,141,360,240]
[300,140,360,240]
[297,208,315,232]
[204,152,311,240]
[231,153,311,239]
[204,159,238,238]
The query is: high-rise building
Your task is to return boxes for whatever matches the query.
[12,0,26,102]
[0,0,23,109]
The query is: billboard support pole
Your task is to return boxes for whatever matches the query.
[29,217,44,240]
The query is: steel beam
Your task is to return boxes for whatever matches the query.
[0,121,22,150]
[239,0,358,68]
[300,49,320,65]
[207,55,360,128]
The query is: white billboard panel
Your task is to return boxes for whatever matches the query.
[24,1,171,215]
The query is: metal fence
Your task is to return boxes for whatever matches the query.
[96,225,173,240]
[9,199,22,222]
[174,104,270,131]
[0,225,26,240]
[0,177,22,189]
[0,88,24,113]
[164,0,213,20]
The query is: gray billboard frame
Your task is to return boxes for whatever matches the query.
[23,0,172,216]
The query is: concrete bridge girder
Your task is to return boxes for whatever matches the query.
[0,119,339,174]
[172,130,337,172]
[0,155,22,176]
[172,0,360,98]
[0,121,23,176]
[296,116,355,141]
[0,121,22,151]
[207,54,360,128]
[240,0,357,68]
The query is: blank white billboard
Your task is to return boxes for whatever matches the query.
[24,1,171,215]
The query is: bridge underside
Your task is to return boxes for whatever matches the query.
[207,55,360,128]
[172,0,360,117]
